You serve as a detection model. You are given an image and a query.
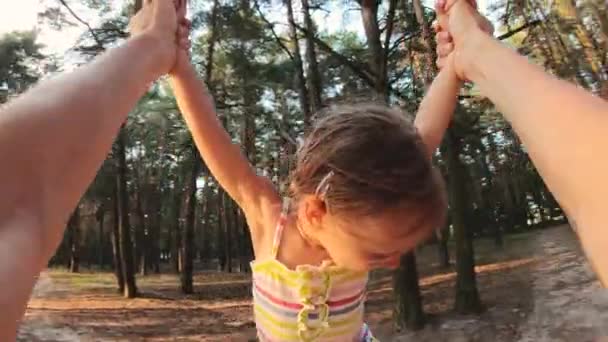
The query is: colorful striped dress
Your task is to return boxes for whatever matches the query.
[250,204,378,341]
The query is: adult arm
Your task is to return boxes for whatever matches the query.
[466,31,608,285]
[0,1,181,338]
[440,0,608,285]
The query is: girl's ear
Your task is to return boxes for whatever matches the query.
[301,195,327,227]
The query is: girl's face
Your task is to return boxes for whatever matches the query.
[299,197,434,272]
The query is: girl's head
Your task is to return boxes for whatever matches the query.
[289,105,447,271]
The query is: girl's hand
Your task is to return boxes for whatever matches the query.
[170,17,194,76]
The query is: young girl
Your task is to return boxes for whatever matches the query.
[169,20,461,342]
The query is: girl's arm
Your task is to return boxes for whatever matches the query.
[169,62,279,225]
[414,62,462,158]
[462,29,608,285]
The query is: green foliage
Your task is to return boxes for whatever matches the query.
[0,31,44,102]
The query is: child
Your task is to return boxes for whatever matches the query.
[169,20,461,342]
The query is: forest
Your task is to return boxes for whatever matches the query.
[4,0,608,340]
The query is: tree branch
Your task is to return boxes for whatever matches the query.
[383,0,398,72]
[388,30,422,55]
[261,111,297,147]
[497,20,541,40]
[58,0,105,49]
[253,0,294,61]
[295,24,377,86]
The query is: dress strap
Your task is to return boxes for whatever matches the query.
[271,198,290,259]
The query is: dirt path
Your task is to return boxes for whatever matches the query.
[18,225,608,341]
[517,226,608,342]
[18,273,89,342]
[392,225,607,342]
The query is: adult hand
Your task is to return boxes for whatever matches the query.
[128,0,189,75]
[434,0,493,79]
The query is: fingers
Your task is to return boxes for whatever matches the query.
[177,18,191,50]
[436,42,454,58]
[437,31,451,44]
[175,0,188,18]
[179,17,192,29]
[178,38,191,50]
[435,31,452,54]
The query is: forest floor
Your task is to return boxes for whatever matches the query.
[18,224,608,341]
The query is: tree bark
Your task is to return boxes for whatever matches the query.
[217,187,227,271]
[360,0,388,98]
[437,226,450,268]
[133,165,149,276]
[172,182,183,274]
[285,0,311,127]
[181,147,200,294]
[116,127,137,298]
[96,205,106,268]
[300,0,322,111]
[445,132,482,314]
[112,185,125,294]
[393,252,425,331]
[223,194,233,273]
[200,176,212,263]
[68,206,81,273]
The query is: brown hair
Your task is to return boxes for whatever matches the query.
[290,104,446,225]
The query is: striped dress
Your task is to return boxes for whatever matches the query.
[250,204,378,341]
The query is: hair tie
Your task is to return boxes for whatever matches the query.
[315,171,334,199]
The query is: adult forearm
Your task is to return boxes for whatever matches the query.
[0,34,168,257]
[467,31,608,285]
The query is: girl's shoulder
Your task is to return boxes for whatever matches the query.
[241,177,283,256]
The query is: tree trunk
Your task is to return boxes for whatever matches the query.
[300,0,322,111]
[200,176,212,263]
[223,194,233,273]
[360,0,387,98]
[148,186,161,274]
[96,205,105,268]
[285,0,311,127]
[112,190,125,294]
[393,252,425,331]
[181,147,200,294]
[116,128,137,298]
[437,226,450,268]
[233,203,243,272]
[133,166,149,276]
[494,225,504,247]
[445,132,482,314]
[217,187,227,271]
[172,184,183,274]
[68,206,81,273]
[239,209,253,272]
